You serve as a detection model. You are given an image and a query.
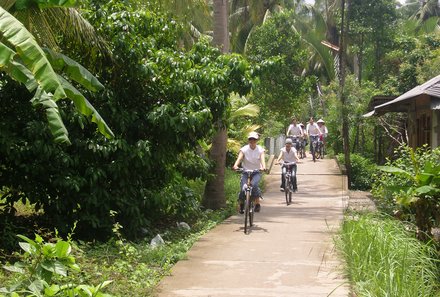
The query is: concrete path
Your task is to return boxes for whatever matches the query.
[155,157,350,297]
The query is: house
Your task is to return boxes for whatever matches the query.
[364,75,440,148]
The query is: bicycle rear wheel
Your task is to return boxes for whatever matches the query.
[249,199,254,227]
[244,192,250,234]
[284,177,289,205]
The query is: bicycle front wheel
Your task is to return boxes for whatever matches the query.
[285,177,290,205]
[249,199,254,227]
[244,192,250,234]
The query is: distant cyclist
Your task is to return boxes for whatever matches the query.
[233,131,266,213]
[276,138,299,192]
[306,117,322,154]
[317,119,328,156]
[299,122,307,157]
[286,118,304,140]
[317,119,328,139]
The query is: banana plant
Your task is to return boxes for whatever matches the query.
[0,7,113,143]
[378,148,440,240]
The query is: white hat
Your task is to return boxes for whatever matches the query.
[317,119,325,124]
[248,131,259,140]
[299,122,304,127]
[285,138,293,144]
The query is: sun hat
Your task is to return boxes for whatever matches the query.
[248,131,259,140]
[317,119,325,124]
[285,138,293,144]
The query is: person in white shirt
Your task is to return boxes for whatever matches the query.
[306,117,322,153]
[276,138,299,192]
[286,118,304,138]
[317,119,328,138]
[233,131,266,213]
[317,119,328,156]
[286,118,303,151]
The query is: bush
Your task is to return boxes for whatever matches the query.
[337,153,376,190]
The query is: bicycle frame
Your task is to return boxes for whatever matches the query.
[310,135,319,162]
[237,169,260,234]
[282,162,296,205]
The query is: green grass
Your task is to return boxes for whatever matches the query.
[337,213,440,297]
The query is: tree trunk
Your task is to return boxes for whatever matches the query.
[339,0,352,186]
[202,0,229,210]
[212,0,230,52]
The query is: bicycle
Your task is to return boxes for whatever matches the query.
[319,135,325,159]
[236,168,262,234]
[281,162,296,205]
[310,135,319,162]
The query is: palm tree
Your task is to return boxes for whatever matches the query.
[202,0,230,210]
[229,0,294,53]
[144,0,212,47]
[0,0,113,143]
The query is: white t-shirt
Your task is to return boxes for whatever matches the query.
[240,145,265,170]
[280,147,297,163]
[306,123,320,136]
[318,125,328,136]
[287,124,303,137]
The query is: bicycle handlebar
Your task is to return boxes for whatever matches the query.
[281,162,296,166]
[235,168,263,174]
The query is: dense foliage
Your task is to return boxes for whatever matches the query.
[0,0,252,239]
[245,11,311,131]
[372,145,440,240]
[336,153,376,190]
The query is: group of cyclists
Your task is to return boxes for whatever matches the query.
[233,117,328,215]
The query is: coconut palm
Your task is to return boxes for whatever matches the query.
[202,0,230,210]
[230,0,294,53]
[144,0,212,47]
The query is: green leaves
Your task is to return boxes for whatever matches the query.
[1,234,113,296]
[0,7,66,99]
[0,7,113,143]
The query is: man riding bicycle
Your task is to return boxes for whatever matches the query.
[306,117,322,154]
[286,118,303,152]
[233,131,266,214]
[276,138,299,192]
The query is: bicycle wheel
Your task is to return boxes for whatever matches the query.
[289,190,292,204]
[244,192,250,234]
[311,143,316,162]
[285,177,289,205]
[249,198,254,227]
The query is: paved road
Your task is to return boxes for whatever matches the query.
[155,157,350,297]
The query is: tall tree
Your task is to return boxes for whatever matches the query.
[202,0,230,209]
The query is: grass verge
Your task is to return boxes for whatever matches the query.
[337,213,440,297]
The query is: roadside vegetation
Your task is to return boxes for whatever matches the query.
[0,170,241,296]
[2,0,440,296]
[338,145,440,296]
[338,213,439,297]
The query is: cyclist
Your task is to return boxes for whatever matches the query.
[306,117,322,154]
[276,138,299,192]
[299,122,307,157]
[286,118,303,139]
[233,131,266,213]
[317,119,328,157]
[286,118,303,151]
[317,119,328,138]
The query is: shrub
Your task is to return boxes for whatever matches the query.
[337,153,376,190]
